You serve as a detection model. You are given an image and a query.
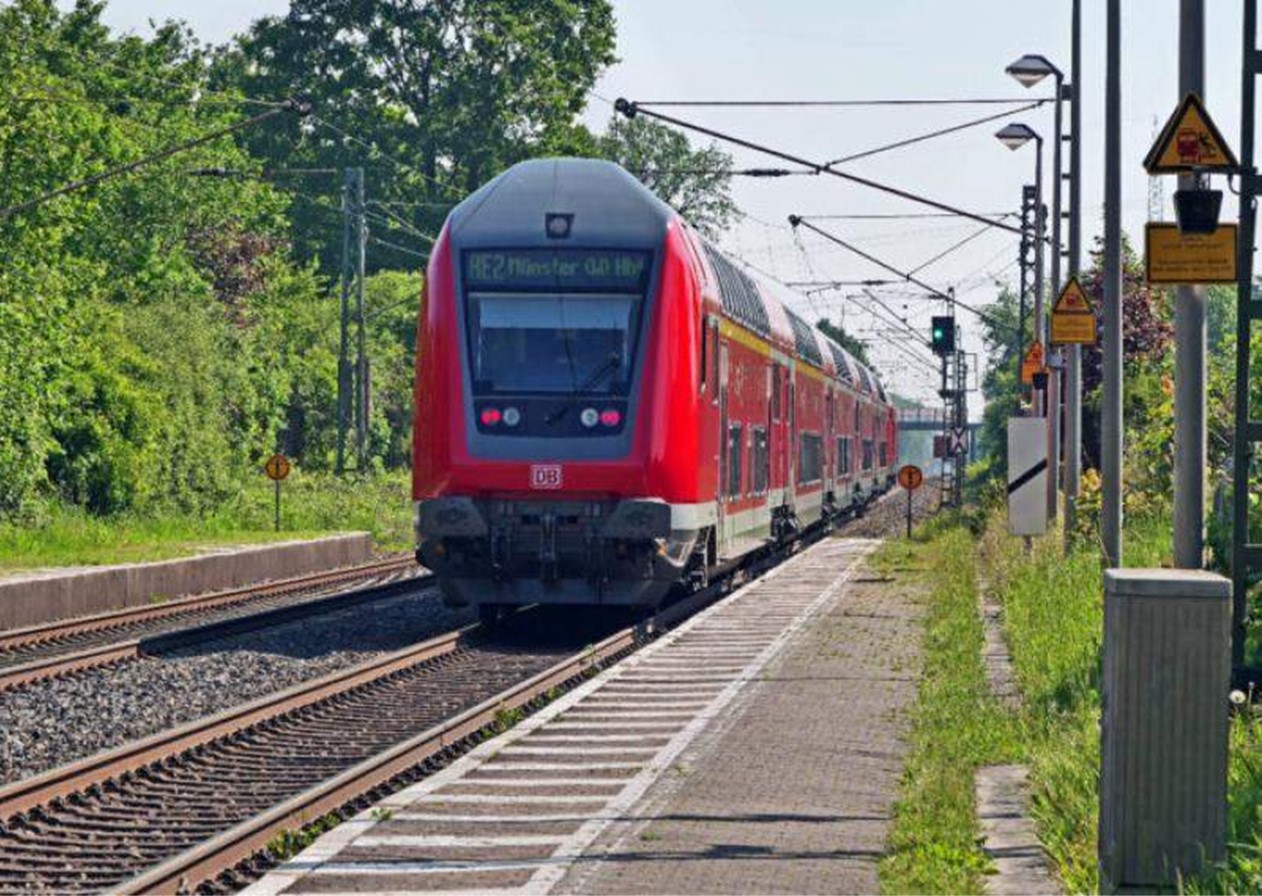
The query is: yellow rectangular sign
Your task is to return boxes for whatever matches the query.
[1051,312,1097,345]
[1145,223,1238,284]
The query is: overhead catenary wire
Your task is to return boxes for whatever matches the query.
[0,100,303,220]
[826,100,1048,166]
[615,99,1022,235]
[311,115,468,202]
[632,97,1055,107]
[788,216,1019,337]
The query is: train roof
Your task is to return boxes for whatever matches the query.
[446,157,889,403]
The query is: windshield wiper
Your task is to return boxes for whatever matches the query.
[545,354,622,425]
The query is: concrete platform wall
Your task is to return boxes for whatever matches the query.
[0,534,373,631]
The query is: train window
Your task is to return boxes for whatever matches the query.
[798,433,822,485]
[751,427,769,494]
[727,424,743,498]
[862,439,874,471]
[854,403,861,430]
[837,437,851,476]
[699,316,708,393]
[711,325,721,404]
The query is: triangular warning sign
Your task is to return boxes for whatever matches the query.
[1053,277,1093,313]
[1144,93,1238,174]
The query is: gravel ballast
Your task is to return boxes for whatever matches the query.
[0,585,471,785]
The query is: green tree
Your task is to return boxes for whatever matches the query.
[218,0,617,268]
[597,115,736,239]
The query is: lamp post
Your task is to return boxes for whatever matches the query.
[1006,54,1067,523]
[996,123,1045,416]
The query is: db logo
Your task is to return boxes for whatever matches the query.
[530,464,563,490]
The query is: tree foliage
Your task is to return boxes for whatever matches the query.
[816,318,872,367]
[218,0,618,268]
[598,115,737,239]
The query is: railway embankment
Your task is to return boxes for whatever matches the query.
[0,533,372,630]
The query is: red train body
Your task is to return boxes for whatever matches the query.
[413,159,896,612]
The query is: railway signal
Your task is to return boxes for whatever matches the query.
[930,316,955,355]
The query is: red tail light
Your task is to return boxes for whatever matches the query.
[480,407,502,426]
[600,409,621,427]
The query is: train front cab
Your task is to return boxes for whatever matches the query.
[413,160,712,611]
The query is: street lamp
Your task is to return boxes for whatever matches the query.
[1007,54,1069,526]
[995,122,1045,365]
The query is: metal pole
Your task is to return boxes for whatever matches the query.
[1034,136,1046,416]
[1049,72,1064,522]
[336,169,353,475]
[274,479,281,532]
[1173,0,1207,569]
[1102,0,1124,567]
[1065,0,1083,545]
[907,487,913,538]
[354,167,368,470]
[1231,0,1257,673]
[1018,185,1035,389]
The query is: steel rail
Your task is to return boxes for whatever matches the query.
[0,556,414,653]
[0,559,431,692]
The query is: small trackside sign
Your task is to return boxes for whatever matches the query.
[530,464,564,489]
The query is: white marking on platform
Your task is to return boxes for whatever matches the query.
[473,762,642,771]
[245,539,874,896]
[355,834,566,848]
[417,794,609,804]
[454,778,625,788]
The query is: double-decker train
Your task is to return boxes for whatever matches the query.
[413,158,897,618]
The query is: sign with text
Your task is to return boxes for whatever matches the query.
[1145,223,1238,284]
[464,249,651,292]
[1051,277,1098,345]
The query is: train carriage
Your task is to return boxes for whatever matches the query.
[413,158,896,615]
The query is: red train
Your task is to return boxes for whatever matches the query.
[413,158,897,617]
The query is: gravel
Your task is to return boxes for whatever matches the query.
[836,479,943,538]
[0,584,473,786]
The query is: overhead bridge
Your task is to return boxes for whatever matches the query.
[897,408,981,434]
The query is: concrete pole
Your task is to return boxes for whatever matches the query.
[1102,0,1124,567]
[1065,0,1083,545]
[1173,0,1207,569]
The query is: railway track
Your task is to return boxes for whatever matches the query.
[0,498,933,894]
[0,549,787,894]
[0,556,427,692]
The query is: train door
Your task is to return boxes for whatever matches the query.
[787,369,797,507]
[717,341,730,550]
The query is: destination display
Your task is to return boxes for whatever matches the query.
[465,249,651,291]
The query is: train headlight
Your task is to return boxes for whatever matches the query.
[580,407,599,428]
[502,407,521,427]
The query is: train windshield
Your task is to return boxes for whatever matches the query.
[463,249,652,396]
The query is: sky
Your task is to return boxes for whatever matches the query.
[83,1,1248,411]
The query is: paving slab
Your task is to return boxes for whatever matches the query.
[247,536,922,896]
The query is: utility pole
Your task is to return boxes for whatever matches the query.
[1033,143,1046,417]
[1065,0,1084,545]
[1102,0,1124,567]
[354,168,369,470]
[335,168,356,475]
[1173,0,1207,569]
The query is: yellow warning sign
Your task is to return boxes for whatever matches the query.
[1050,277,1097,345]
[1144,93,1238,174]
[1145,222,1238,284]
[1021,341,1045,385]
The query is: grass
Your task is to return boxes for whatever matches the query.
[0,470,413,572]
[975,510,1170,894]
[879,517,1022,894]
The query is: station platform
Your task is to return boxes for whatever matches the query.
[246,536,923,896]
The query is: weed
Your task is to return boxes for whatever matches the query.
[370,807,393,822]
[265,813,340,861]
[493,705,525,733]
